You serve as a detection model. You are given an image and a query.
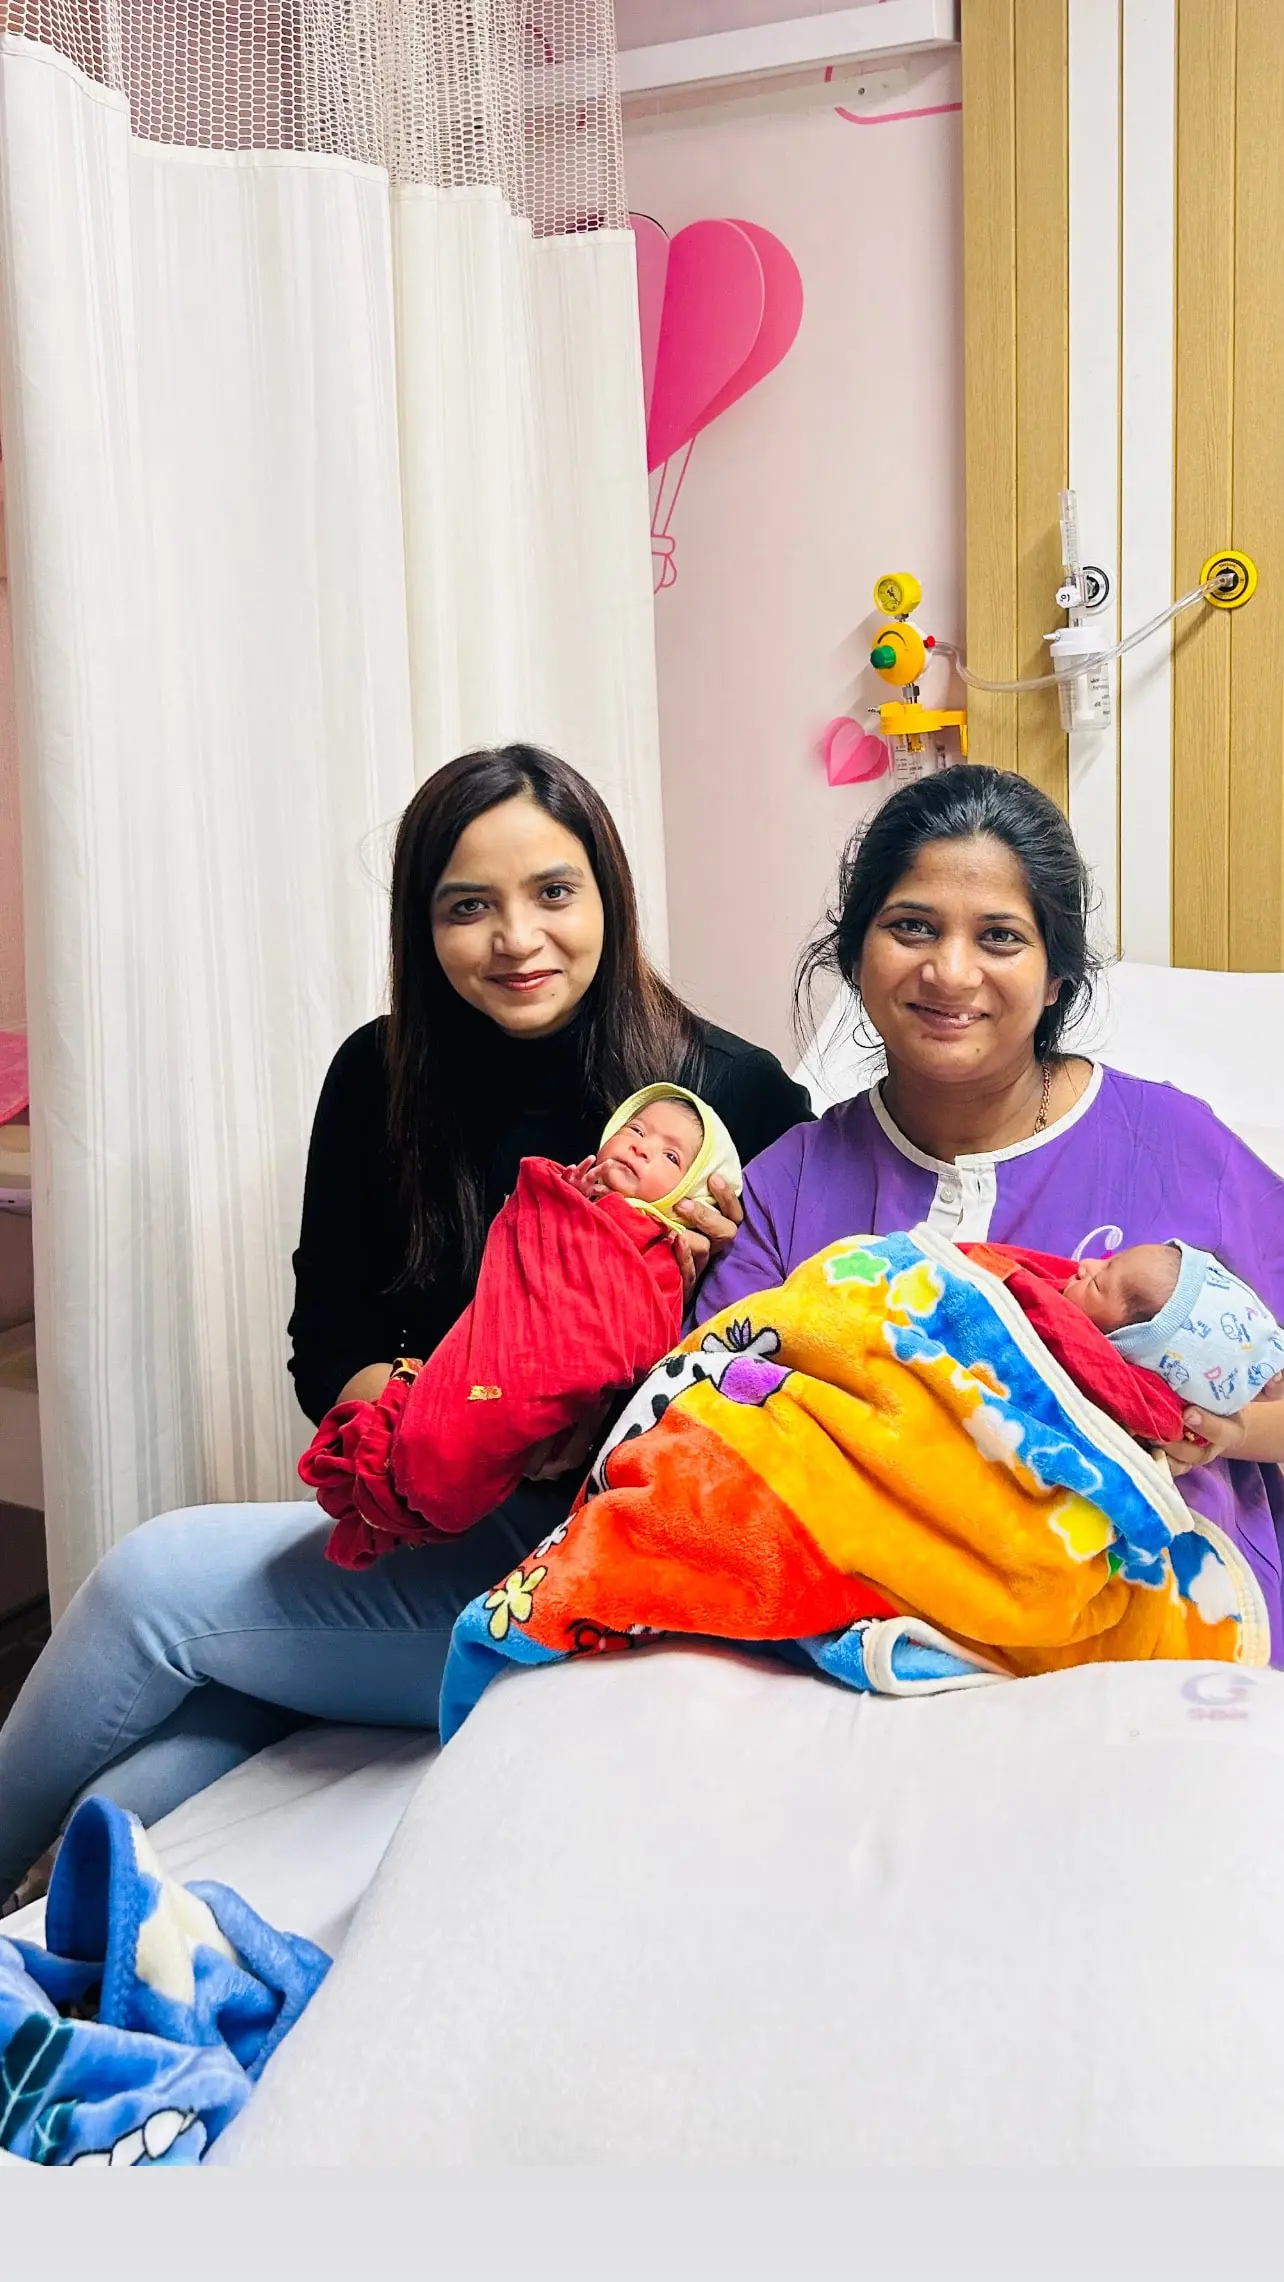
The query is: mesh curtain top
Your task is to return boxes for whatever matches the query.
[0,1,627,231]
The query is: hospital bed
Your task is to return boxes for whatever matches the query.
[8,961,1284,2163]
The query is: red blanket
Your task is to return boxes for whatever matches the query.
[300,1158,683,1569]
[959,1243,1184,1444]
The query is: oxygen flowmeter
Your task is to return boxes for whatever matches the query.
[1044,490,1113,730]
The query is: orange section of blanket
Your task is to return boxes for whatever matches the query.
[533,1405,900,1650]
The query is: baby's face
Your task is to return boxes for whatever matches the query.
[1062,1244,1181,1334]
[592,1100,703,1205]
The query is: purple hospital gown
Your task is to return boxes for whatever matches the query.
[698,1065,1284,1662]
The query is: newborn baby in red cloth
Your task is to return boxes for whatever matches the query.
[960,1242,1186,1446]
[301,1086,742,1568]
[565,1090,707,1215]
[962,1236,1284,1492]
[1061,1242,1284,1416]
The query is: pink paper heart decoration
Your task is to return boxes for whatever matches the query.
[698,220,804,428]
[645,219,765,471]
[821,720,889,787]
[631,214,670,434]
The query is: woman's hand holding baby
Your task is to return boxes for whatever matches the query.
[1161,1407,1246,1476]
[673,1172,744,1299]
[523,1405,609,1481]
[1162,1389,1284,1473]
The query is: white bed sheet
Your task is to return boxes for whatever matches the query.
[212,1649,1284,2165]
[3,1724,437,1959]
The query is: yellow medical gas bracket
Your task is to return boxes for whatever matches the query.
[867,574,967,785]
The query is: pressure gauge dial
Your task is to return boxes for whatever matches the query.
[872,573,922,618]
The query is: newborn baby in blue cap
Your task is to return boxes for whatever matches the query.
[1065,1241,1284,1414]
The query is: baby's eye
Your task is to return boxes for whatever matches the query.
[665,1149,682,1166]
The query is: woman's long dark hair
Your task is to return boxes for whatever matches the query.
[796,765,1100,1060]
[387,744,704,1290]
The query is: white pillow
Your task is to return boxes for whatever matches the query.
[1235,1126,1284,1178]
[797,964,1284,1157]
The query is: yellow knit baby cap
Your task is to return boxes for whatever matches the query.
[597,1084,743,1233]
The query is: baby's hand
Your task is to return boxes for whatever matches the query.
[564,1157,604,1200]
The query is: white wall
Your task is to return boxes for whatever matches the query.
[624,53,963,1059]
[0,569,23,1032]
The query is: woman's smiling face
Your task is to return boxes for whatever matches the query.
[430,795,605,1037]
[856,834,1062,1085]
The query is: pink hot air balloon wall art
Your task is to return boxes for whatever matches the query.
[632,214,803,594]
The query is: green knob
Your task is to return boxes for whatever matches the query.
[871,643,897,669]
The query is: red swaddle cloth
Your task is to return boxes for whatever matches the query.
[959,1242,1184,1444]
[301,1157,683,1569]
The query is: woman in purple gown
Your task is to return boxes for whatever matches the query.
[700,766,1284,1660]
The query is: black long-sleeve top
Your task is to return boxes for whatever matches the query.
[287,1011,815,1425]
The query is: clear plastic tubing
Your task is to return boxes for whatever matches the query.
[934,578,1223,696]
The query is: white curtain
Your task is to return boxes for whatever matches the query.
[0,3,662,1613]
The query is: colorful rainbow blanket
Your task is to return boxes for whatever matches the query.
[440,1227,1269,1739]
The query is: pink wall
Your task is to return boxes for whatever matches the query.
[624,55,963,1061]
[0,567,25,1032]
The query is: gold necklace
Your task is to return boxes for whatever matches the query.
[1032,1059,1053,1135]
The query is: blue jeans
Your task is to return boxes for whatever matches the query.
[0,1485,564,1897]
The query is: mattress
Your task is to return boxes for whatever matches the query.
[210,1647,1284,2165]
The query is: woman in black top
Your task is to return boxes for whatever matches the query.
[0,746,811,1900]
[290,748,809,1422]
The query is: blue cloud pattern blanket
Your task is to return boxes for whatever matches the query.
[0,1795,329,2165]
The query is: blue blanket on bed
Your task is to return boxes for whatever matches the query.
[0,1795,329,2165]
